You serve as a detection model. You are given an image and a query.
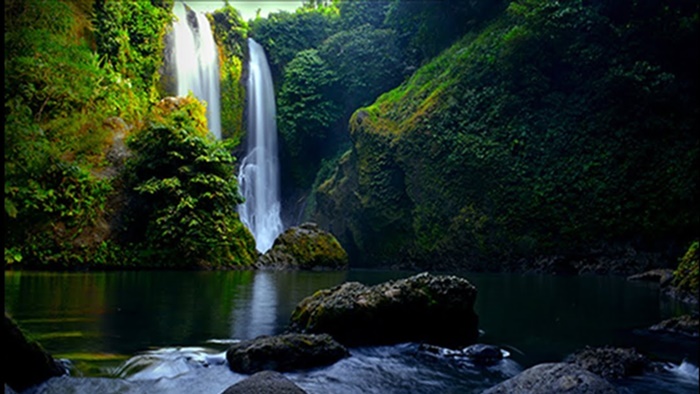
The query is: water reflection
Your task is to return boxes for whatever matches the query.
[231,271,277,339]
[5,269,697,383]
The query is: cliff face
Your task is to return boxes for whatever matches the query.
[311,1,700,269]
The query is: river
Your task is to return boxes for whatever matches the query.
[4,270,698,393]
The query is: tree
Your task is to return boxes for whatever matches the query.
[123,96,257,268]
[277,49,340,186]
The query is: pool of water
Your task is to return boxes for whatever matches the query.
[4,270,698,393]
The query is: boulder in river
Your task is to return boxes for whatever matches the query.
[482,362,618,394]
[225,333,349,374]
[649,314,699,338]
[289,272,479,348]
[256,223,348,270]
[565,346,649,379]
[3,314,66,392]
[220,371,306,394]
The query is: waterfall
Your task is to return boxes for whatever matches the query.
[172,2,221,139]
[237,38,284,253]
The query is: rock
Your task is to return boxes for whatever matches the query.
[463,344,505,364]
[667,241,699,305]
[225,333,348,374]
[256,223,348,270]
[289,272,479,348]
[221,371,306,394]
[565,346,649,379]
[627,269,674,286]
[649,314,699,337]
[482,362,618,394]
[3,314,66,392]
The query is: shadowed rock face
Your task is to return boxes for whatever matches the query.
[482,363,619,394]
[220,371,307,394]
[225,333,349,374]
[257,223,349,270]
[3,314,66,392]
[289,272,479,348]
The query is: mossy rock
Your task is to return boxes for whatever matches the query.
[289,272,479,348]
[225,333,348,374]
[256,223,348,270]
[672,241,699,299]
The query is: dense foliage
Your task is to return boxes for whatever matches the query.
[209,4,248,143]
[93,0,173,100]
[5,0,255,269]
[311,0,699,269]
[248,5,338,85]
[121,96,257,268]
[4,0,144,267]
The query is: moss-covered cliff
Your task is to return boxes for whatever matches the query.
[311,0,699,269]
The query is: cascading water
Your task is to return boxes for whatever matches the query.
[172,2,221,139]
[237,38,284,253]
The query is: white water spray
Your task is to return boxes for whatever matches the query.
[172,2,221,139]
[237,38,284,252]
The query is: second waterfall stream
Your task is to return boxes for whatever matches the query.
[238,38,284,253]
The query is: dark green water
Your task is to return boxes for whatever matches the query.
[4,270,698,393]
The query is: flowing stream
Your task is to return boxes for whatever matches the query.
[237,38,284,252]
[172,2,221,139]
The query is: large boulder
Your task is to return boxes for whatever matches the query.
[220,371,306,394]
[289,272,479,348]
[257,223,348,270]
[482,363,618,394]
[565,346,649,379]
[3,314,66,392]
[225,333,348,374]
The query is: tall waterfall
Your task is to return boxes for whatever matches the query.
[238,38,284,253]
[172,2,221,139]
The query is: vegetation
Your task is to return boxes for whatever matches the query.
[673,241,699,297]
[311,0,699,268]
[5,0,255,270]
[209,4,249,143]
[4,0,148,268]
[121,96,257,269]
[249,4,338,85]
[4,0,698,273]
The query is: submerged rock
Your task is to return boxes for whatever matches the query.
[3,314,66,392]
[565,346,649,379]
[225,333,348,374]
[220,371,306,394]
[256,223,348,270]
[649,314,699,338]
[289,272,479,348]
[482,362,618,394]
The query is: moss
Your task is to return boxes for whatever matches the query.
[209,5,248,143]
[673,241,699,295]
[311,2,699,269]
[259,224,348,270]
